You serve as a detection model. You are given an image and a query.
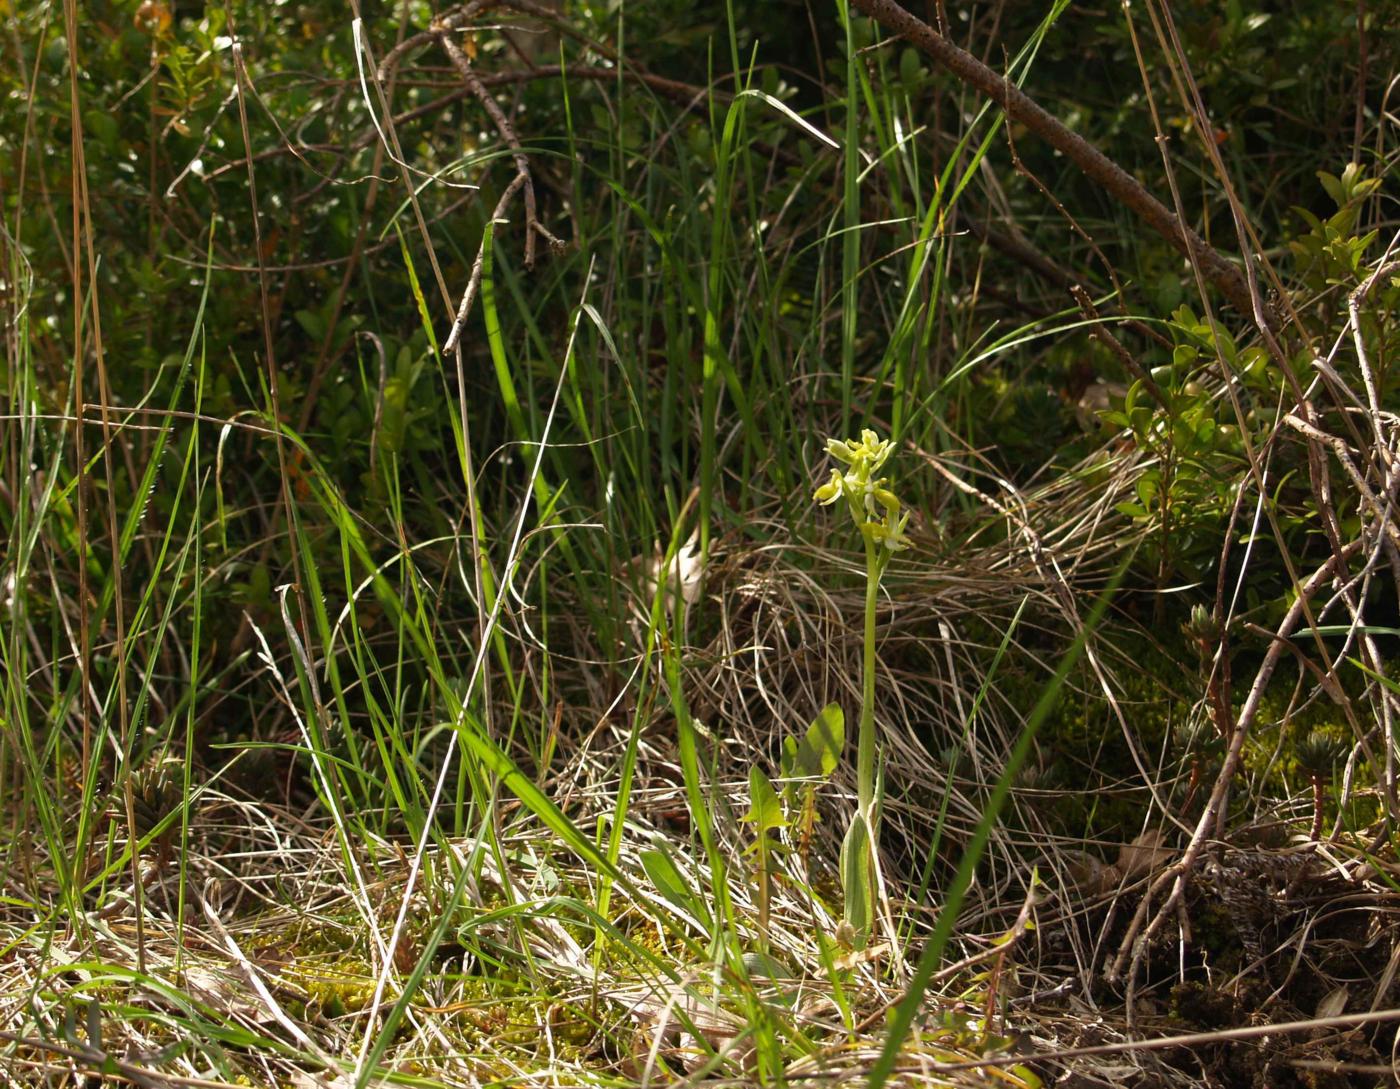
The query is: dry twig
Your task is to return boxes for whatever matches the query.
[372,2,569,354]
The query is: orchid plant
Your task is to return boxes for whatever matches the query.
[813,429,910,947]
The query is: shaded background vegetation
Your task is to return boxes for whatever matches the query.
[3,0,1399,1083]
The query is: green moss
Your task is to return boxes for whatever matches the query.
[280,953,378,1017]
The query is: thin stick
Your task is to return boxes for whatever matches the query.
[442,172,528,356]
[434,26,563,354]
[1068,286,1168,411]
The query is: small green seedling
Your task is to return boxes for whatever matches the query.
[813,429,910,948]
[742,704,844,949]
[741,765,787,943]
[780,702,845,861]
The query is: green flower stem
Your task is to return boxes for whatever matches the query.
[812,429,906,946]
[859,538,880,820]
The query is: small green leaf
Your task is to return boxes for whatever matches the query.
[87,1000,104,1051]
[294,308,326,340]
[781,735,799,777]
[1317,169,1344,208]
[899,47,922,88]
[743,766,786,834]
[784,703,845,782]
[640,847,699,916]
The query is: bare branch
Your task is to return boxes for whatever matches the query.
[849,0,1260,322]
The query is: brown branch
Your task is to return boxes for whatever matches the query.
[1282,413,1388,523]
[375,1,489,79]
[295,2,414,438]
[434,28,564,355]
[848,0,1258,321]
[437,29,561,268]
[442,171,528,356]
[378,0,630,83]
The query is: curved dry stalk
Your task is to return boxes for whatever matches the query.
[198,66,721,194]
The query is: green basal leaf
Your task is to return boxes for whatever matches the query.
[840,814,873,945]
[780,735,799,782]
[640,846,700,917]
